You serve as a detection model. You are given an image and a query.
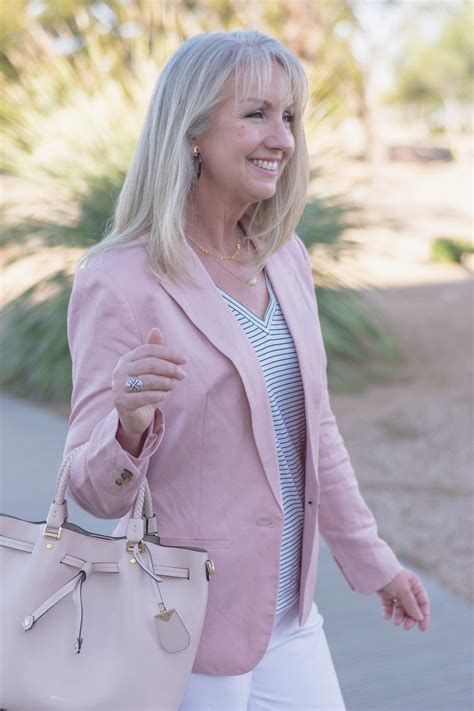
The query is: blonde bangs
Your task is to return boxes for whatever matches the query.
[231,46,307,123]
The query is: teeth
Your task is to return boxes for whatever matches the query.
[249,159,278,171]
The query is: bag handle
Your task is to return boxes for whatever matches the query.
[44,443,157,545]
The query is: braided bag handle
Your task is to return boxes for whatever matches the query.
[54,444,154,522]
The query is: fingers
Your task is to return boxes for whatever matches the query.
[112,332,188,435]
[395,608,421,632]
[117,390,170,410]
[415,596,431,632]
[384,599,414,631]
[114,372,186,412]
[382,598,395,619]
[128,344,188,365]
[393,602,407,625]
[410,577,431,630]
[404,617,417,631]
[117,345,188,406]
[125,374,186,393]
[402,589,424,622]
[379,570,431,632]
[127,359,187,380]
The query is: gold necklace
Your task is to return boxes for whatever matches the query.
[187,229,242,261]
[213,238,261,286]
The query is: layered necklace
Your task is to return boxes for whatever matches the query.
[187,221,262,286]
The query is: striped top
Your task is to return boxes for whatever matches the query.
[217,271,306,614]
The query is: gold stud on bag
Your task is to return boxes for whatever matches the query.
[0,444,213,709]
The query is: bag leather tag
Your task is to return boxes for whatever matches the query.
[154,608,190,653]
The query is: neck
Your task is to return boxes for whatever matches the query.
[185,197,251,254]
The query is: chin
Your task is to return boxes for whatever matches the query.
[257,188,277,201]
[250,184,278,201]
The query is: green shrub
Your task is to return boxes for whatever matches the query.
[1,272,73,402]
[431,237,473,263]
[316,286,401,392]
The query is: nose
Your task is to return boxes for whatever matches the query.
[264,117,295,155]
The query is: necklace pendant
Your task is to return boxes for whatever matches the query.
[248,276,258,286]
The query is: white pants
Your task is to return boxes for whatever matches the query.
[179,600,347,710]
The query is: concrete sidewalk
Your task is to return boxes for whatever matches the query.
[1,393,472,710]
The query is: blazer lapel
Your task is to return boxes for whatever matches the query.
[159,243,282,511]
[159,239,322,512]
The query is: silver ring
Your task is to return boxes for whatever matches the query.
[124,376,143,393]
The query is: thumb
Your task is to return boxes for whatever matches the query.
[146,327,164,345]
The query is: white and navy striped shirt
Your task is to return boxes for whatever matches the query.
[217,271,306,614]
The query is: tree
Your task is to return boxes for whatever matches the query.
[388,1,473,133]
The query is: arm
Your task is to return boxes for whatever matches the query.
[317,380,403,594]
[63,264,165,519]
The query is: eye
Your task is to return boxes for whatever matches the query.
[246,111,295,124]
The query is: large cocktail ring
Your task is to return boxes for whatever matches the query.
[124,376,143,393]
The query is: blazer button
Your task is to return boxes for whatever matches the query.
[115,478,124,487]
[121,469,133,482]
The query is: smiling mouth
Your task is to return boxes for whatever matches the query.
[247,159,279,173]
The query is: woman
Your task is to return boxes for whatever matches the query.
[65,29,430,710]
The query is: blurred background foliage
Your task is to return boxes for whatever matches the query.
[385,2,473,130]
[1,0,471,402]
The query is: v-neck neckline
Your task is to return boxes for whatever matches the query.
[217,271,276,328]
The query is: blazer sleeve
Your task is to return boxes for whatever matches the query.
[293,234,403,594]
[63,263,165,519]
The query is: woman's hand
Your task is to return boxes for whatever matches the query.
[377,568,430,632]
[112,327,188,440]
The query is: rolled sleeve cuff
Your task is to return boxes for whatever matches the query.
[68,408,165,518]
[112,408,165,474]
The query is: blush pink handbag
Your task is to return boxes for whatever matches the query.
[0,444,214,709]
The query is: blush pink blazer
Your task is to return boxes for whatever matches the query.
[64,233,403,675]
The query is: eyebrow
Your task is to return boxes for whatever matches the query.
[243,99,295,110]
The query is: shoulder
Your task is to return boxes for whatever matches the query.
[72,236,155,303]
[275,231,313,284]
[76,236,149,282]
[288,232,312,266]
[68,238,158,343]
[269,231,311,266]
[278,232,318,307]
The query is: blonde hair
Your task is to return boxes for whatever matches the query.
[80,29,309,283]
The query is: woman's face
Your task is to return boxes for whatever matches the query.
[195,62,296,207]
